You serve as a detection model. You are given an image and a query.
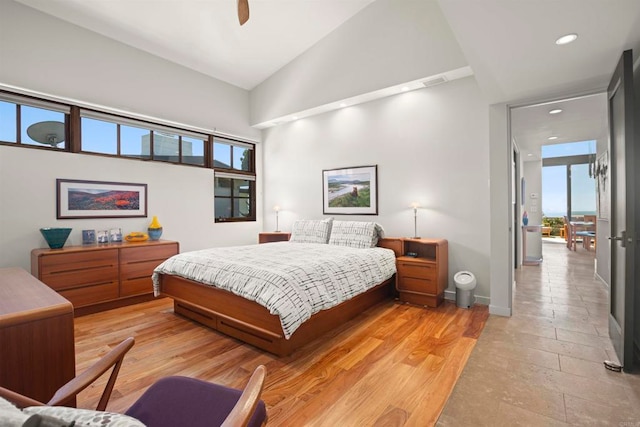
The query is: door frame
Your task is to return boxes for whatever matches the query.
[503,90,607,313]
[607,49,638,372]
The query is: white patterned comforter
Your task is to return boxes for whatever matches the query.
[152,242,397,339]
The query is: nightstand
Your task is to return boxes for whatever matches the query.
[258,232,291,244]
[396,238,448,307]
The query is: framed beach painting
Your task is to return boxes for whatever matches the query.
[57,179,147,219]
[322,165,378,215]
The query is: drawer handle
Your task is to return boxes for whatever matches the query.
[48,264,116,275]
[125,275,151,281]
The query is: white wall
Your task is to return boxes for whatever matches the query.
[0,1,258,141]
[522,160,543,260]
[0,146,263,271]
[250,0,467,125]
[489,103,512,316]
[0,1,263,271]
[261,76,492,302]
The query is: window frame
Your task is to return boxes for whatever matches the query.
[213,137,256,222]
[0,90,257,224]
[0,91,71,150]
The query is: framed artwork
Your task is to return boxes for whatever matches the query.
[322,165,378,215]
[57,179,147,219]
[596,151,609,219]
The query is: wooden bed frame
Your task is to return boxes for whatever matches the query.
[156,238,403,357]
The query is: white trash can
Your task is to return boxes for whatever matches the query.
[454,271,477,309]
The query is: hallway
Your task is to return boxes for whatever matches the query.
[438,239,640,425]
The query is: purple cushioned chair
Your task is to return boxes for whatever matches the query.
[126,366,267,427]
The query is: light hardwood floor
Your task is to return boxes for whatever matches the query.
[74,295,488,426]
[439,239,640,425]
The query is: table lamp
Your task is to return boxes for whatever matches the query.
[274,205,281,232]
[410,202,420,239]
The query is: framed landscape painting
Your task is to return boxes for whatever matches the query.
[57,179,147,219]
[322,165,378,215]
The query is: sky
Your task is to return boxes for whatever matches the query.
[541,140,597,217]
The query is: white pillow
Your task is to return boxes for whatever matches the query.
[289,218,333,244]
[328,221,384,248]
[23,406,145,427]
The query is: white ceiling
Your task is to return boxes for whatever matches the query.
[12,0,375,90]
[11,0,640,146]
[510,92,608,159]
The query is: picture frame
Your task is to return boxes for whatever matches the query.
[322,165,378,215]
[57,179,147,219]
[97,230,109,244]
[109,227,123,243]
[82,229,96,245]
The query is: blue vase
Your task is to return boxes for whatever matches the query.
[523,217,529,226]
[148,227,163,241]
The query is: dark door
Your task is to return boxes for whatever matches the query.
[608,49,638,372]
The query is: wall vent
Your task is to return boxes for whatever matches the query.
[422,76,448,88]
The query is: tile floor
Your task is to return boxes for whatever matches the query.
[438,238,640,426]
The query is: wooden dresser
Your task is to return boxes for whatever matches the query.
[258,232,291,243]
[0,267,76,404]
[32,240,179,316]
[395,238,448,307]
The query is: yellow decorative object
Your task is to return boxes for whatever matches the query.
[125,232,149,242]
[149,216,162,229]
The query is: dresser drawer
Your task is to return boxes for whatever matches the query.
[120,277,153,297]
[120,244,178,264]
[40,250,118,291]
[397,261,436,280]
[398,276,437,294]
[32,240,179,315]
[39,249,118,274]
[120,259,163,281]
[59,281,119,307]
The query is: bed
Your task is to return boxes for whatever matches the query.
[152,220,402,356]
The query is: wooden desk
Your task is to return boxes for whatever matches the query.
[0,267,76,404]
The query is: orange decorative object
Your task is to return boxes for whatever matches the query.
[125,232,149,242]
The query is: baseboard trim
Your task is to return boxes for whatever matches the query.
[594,271,610,291]
[489,305,511,316]
[444,290,490,307]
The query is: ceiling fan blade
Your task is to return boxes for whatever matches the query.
[237,0,249,25]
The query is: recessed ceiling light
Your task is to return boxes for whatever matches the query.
[549,109,563,114]
[292,116,298,120]
[527,153,533,157]
[340,103,347,108]
[401,86,410,92]
[548,136,558,140]
[555,33,578,45]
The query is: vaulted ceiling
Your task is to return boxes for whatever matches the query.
[10,0,640,150]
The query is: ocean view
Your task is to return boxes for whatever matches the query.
[543,210,596,218]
